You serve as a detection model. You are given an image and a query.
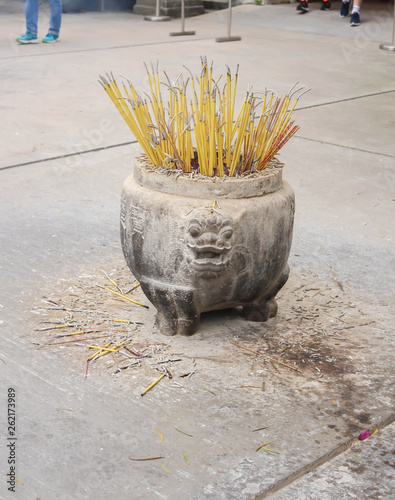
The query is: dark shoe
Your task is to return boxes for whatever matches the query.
[350,12,360,26]
[321,1,331,10]
[340,1,350,17]
[297,0,309,13]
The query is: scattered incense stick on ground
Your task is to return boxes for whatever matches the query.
[101,269,123,293]
[174,428,193,437]
[48,334,122,345]
[87,342,112,362]
[229,341,301,373]
[36,324,70,331]
[33,269,176,383]
[263,448,279,454]
[86,343,123,353]
[101,286,149,309]
[124,282,141,294]
[154,428,164,441]
[55,330,86,338]
[161,462,173,475]
[141,373,166,396]
[200,387,216,395]
[12,475,24,485]
[256,441,273,451]
[34,265,386,397]
[129,457,165,461]
[113,319,144,325]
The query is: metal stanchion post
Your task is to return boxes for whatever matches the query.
[379,0,395,51]
[170,0,196,36]
[216,0,241,42]
[145,0,171,21]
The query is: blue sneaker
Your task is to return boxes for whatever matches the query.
[340,1,350,17]
[350,12,360,26]
[16,31,38,44]
[42,33,59,43]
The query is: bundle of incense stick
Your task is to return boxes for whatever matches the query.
[100,57,309,177]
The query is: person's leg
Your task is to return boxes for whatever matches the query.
[296,0,309,13]
[321,0,331,11]
[48,0,62,35]
[340,0,350,17]
[351,0,362,14]
[350,0,362,25]
[25,0,39,34]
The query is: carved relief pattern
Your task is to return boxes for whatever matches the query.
[120,198,127,229]
[131,205,146,234]
[185,210,234,279]
[120,197,127,255]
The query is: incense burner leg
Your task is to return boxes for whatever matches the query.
[140,278,200,336]
[243,265,290,322]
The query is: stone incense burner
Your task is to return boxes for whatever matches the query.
[101,60,306,336]
[120,156,295,336]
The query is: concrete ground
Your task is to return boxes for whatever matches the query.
[0,0,394,498]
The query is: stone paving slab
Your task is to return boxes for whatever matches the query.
[1,142,394,498]
[294,93,395,157]
[2,251,394,499]
[270,422,395,499]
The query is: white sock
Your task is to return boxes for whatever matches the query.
[352,5,360,13]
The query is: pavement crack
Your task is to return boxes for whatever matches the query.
[293,135,395,158]
[293,89,395,111]
[0,140,138,171]
[255,412,395,499]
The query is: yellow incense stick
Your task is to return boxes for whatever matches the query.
[141,373,165,396]
[104,287,149,309]
[88,342,111,361]
[101,63,306,177]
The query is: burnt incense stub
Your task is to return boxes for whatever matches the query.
[120,158,295,336]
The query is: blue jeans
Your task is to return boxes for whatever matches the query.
[26,0,62,36]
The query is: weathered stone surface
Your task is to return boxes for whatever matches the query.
[270,422,395,500]
[121,158,295,335]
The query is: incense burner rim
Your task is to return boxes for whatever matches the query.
[133,156,284,199]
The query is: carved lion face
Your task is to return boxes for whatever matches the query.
[186,209,234,279]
